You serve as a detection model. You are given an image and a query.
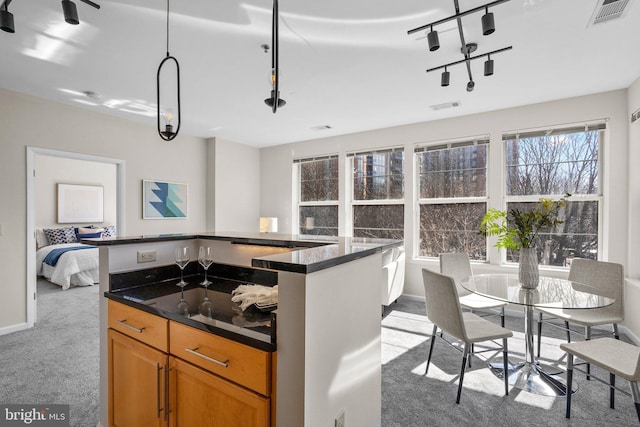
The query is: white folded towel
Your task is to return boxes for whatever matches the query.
[231,284,278,311]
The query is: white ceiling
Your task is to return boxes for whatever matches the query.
[0,0,638,147]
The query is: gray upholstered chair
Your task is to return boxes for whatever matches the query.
[536,258,624,376]
[562,338,640,422]
[440,252,507,327]
[422,268,513,404]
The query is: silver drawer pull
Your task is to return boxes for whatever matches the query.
[115,319,145,333]
[185,347,229,368]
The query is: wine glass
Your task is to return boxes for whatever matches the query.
[198,247,214,318]
[175,247,191,315]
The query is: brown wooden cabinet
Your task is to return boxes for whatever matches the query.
[108,329,168,427]
[107,300,275,427]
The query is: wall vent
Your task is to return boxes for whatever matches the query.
[430,101,461,111]
[589,0,631,25]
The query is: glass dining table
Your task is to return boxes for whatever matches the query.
[461,273,614,397]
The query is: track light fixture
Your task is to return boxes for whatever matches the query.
[264,0,286,113]
[156,0,181,141]
[441,67,450,87]
[408,0,511,91]
[62,0,79,25]
[484,54,494,76]
[427,25,439,52]
[0,0,99,34]
[0,1,14,33]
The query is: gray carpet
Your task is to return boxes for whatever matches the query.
[0,279,99,427]
[382,297,638,426]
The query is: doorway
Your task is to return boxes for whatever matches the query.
[25,147,125,326]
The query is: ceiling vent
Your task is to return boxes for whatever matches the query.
[430,101,461,111]
[589,0,631,25]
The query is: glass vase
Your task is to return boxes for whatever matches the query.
[518,247,539,289]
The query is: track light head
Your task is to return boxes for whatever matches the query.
[482,9,495,35]
[62,0,79,25]
[441,69,450,87]
[427,27,440,52]
[0,7,14,33]
[484,57,494,76]
[466,81,475,92]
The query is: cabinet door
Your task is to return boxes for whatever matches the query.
[108,329,168,427]
[170,356,270,427]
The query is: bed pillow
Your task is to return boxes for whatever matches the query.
[44,227,78,245]
[35,229,49,249]
[101,225,116,238]
[77,227,104,239]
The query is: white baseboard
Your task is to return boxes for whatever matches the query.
[0,322,28,336]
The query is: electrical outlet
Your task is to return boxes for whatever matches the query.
[335,410,345,427]
[137,250,157,263]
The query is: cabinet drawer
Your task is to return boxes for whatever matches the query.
[108,300,168,352]
[170,321,271,396]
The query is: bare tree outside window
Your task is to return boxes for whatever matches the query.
[297,156,339,236]
[504,125,602,266]
[417,140,488,259]
[352,150,404,239]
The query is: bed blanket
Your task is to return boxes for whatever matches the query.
[43,245,97,266]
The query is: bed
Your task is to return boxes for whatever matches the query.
[35,226,113,290]
[36,243,99,290]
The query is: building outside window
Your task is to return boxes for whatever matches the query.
[416,138,488,260]
[296,155,339,236]
[503,123,603,266]
[350,148,404,239]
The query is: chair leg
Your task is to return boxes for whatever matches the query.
[502,338,509,396]
[614,323,620,340]
[456,343,470,404]
[500,307,505,328]
[469,344,473,368]
[630,382,640,423]
[537,312,542,358]
[425,325,438,375]
[564,320,571,342]
[610,373,615,409]
[566,354,574,419]
[585,326,591,380]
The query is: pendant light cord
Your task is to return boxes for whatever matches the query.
[165,0,170,57]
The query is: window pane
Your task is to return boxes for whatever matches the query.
[299,206,338,236]
[353,205,404,239]
[353,151,404,200]
[419,203,487,260]
[505,201,598,266]
[505,130,599,196]
[418,144,487,198]
[300,158,339,202]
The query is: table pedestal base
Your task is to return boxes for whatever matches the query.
[489,361,577,397]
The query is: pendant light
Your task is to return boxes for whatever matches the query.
[157,0,181,141]
[264,0,285,113]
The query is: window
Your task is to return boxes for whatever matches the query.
[416,138,488,259]
[350,149,404,239]
[503,123,603,265]
[296,156,339,236]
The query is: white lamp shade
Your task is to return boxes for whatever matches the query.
[260,217,278,233]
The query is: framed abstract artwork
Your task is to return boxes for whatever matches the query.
[143,180,188,219]
[57,183,104,223]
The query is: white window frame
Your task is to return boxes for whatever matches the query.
[347,147,405,239]
[414,136,490,260]
[499,121,605,266]
[294,154,340,236]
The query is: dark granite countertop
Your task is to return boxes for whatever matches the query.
[85,232,403,274]
[105,274,277,352]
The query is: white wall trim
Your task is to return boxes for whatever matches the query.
[0,322,28,336]
[25,146,126,328]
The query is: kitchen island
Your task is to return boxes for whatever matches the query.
[90,232,402,427]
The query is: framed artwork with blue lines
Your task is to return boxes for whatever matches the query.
[142,180,187,219]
